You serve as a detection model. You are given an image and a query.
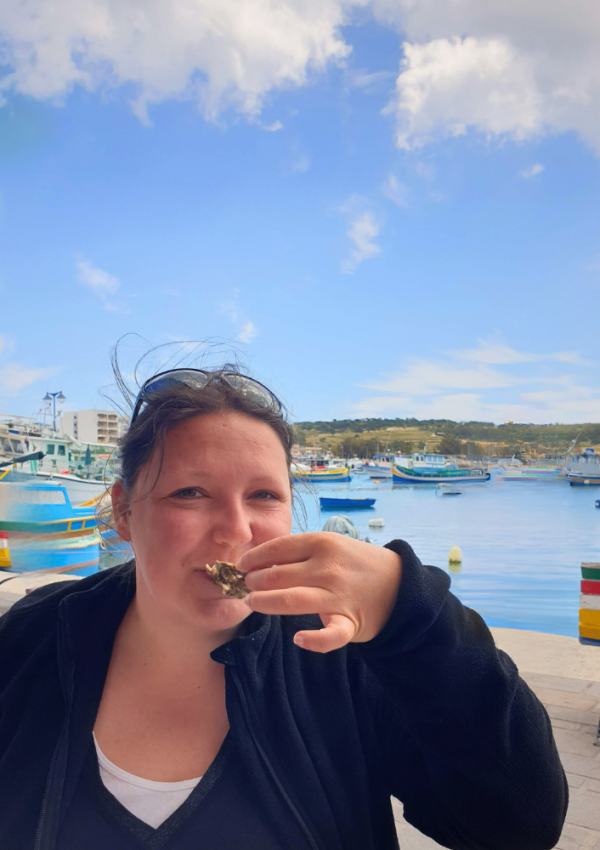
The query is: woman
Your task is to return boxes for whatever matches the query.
[0,366,567,850]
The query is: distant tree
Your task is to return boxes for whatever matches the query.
[438,435,463,456]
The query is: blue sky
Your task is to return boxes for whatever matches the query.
[1,1,600,425]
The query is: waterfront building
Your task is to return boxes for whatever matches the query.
[60,410,127,445]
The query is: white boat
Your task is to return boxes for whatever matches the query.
[361,455,394,475]
[25,471,109,504]
[0,416,116,505]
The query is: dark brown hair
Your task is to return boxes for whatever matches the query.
[95,340,302,544]
[120,367,296,498]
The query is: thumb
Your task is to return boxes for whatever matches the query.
[293,613,357,654]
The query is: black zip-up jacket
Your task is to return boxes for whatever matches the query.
[0,540,567,850]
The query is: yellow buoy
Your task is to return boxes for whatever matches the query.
[448,545,462,564]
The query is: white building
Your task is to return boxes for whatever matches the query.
[60,410,128,445]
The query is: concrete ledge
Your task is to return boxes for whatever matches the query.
[491,627,600,682]
[0,573,81,615]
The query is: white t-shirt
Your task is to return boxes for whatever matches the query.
[93,734,203,829]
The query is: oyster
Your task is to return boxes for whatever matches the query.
[205,560,249,599]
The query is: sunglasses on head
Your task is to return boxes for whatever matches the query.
[129,368,282,427]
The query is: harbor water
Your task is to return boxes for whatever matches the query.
[293,474,599,639]
[97,472,597,638]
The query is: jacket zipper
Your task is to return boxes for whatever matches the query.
[230,666,320,850]
[33,722,68,850]
[34,606,74,850]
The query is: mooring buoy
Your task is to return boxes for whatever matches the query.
[448,545,462,563]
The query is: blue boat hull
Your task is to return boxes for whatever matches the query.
[320,498,376,510]
[568,475,600,486]
[5,534,100,576]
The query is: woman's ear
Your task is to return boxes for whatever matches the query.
[111,479,132,542]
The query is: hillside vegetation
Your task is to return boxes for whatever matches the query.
[294,418,600,459]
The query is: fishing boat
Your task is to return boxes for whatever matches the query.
[392,453,490,484]
[566,472,600,487]
[361,455,394,476]
[0,415,116,504]
[291,464,351,483]
[0,482,100,575]
[500,466,562,481]
[320,497,376,510]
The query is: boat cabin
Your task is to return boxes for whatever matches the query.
[395,453,450,470]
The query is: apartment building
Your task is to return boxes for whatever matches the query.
[60,410,128,445]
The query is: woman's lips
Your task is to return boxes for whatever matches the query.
[194,568,237,598]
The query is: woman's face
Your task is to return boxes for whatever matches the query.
[112,411,293,634]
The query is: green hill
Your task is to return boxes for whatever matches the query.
[293,418,600,459]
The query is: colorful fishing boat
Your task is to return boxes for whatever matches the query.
[392,453,490,484]
[500,466,562,481]
[291,465,351,483]
[319,497,376,510]
[566,472,600,486]
[0,482,100,575]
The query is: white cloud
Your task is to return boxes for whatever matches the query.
[341,209,381,273]
[263,120,284,132]
[220,289,258,343]
[2,0,600,158]
[238,321,258,343]
[520,163,544,178]
[386,37,542,150]
[77,259,119,295]
[454,339,586,366]
[362,359,515,397]
[76,257,122,312]
[414,160,436,180]
[381,173,409,207]
[377,0,600,155]
[288,152,311,174]
[0,0,359,123]
[0,362,57,395]
[347,69,396,91]
[352,339,599,423]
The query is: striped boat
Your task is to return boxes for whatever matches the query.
[292,467,351,483]
[0,482,100,575]
[567,473,600,487]
[579,562,600,646]
[392,465,490,484]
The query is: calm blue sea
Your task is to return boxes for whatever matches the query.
[292,474,599,638]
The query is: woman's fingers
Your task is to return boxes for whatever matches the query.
[237,533,328,574]
[246,585,357,653]
[246,585,335,617]
[294,614,357,654]
[244,561,326,592]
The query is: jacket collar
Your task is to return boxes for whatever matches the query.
[59,563,276,675]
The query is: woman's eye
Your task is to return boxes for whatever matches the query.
[252,491,279,500]
[174,488,202,499]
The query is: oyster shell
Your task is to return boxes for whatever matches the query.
[205,560,249,599]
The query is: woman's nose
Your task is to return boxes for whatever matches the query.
[210,498,253,549]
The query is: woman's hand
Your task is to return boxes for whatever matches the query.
[236,533,402,654]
